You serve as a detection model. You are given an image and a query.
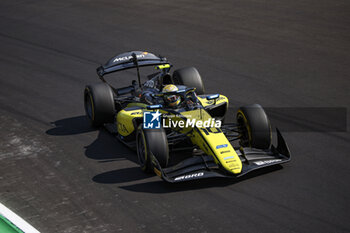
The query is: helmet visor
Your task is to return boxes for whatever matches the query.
[166,94,179,103]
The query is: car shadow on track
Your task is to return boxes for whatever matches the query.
[92,167,153,184]
[46,115,150,182]
[83,129,138,163]
[117,165,283,193]
[47,115,137,161]
[46,115,95,135]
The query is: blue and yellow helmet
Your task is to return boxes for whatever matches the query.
[162,84,181,107]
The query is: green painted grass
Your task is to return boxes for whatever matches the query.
[0,214,23,233]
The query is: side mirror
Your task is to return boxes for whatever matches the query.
[206,94,220,100]
[147,104,163,110]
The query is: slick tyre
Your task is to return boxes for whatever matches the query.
[173,67,205,94]
[136,126,169,173]
[237,104,272,149]
[84,83,115,127]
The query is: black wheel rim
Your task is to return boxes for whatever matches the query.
[237,114,249,147]
[84,94,93,119]
[137,134,146,166]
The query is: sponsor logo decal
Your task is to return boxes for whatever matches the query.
[254,159,282,166]
[113,54,145,63]
[216,144,228,149]
[224,155,234,160]
[143,110,161,129]
[174,172,204,181]
[220,150,230,154]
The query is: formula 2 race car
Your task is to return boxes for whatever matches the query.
[84,51,291,182]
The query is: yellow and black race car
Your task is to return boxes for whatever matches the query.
[84,51,291,182]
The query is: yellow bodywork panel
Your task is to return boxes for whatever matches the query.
[117,103,168,137]
[116,108,143,136]
[191,127,242,174]
[126,103,148,108]
[197,94,229,108]
[177,109,242,174]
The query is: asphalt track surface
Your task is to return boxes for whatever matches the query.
[0,0,349,232]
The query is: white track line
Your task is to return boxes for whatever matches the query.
[0,203,40,233]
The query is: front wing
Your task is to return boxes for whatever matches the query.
[151,129,291,183]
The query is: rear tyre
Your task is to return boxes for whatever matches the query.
[237,104,271,149]
[173,67,205,94]
[136,126,169,173]
[84,83,115,127]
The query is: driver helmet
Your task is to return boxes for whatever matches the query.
[162,84,181,107]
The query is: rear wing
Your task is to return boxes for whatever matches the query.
[96,51,170,77]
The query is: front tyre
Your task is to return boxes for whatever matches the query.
[136,126,169,173]
[237,104,272,149]
[84,83,115,127]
